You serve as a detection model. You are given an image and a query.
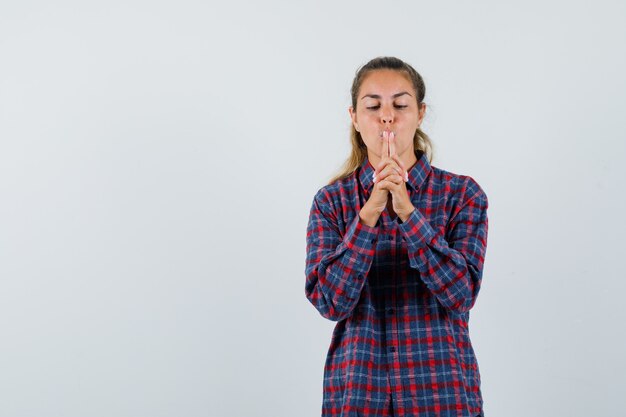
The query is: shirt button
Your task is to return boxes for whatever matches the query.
[387,308,394,315]
[389,346,396,353]
[371,238,376,243]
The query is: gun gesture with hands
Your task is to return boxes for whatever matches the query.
[359,131,416,226]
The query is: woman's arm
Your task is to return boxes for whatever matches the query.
[399,178,489,316]
[304,188,380,321]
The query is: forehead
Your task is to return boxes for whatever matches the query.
[359,69,413,98]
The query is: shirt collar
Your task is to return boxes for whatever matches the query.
[358,150,431,193]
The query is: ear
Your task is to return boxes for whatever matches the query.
[348,106,359,131]
[417,103,427,126]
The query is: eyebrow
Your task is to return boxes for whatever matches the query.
[361,91,412,100]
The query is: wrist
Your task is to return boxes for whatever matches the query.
[359,205,381,227]
[398,206,416,223]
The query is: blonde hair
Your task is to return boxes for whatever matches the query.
[327,56,435,186]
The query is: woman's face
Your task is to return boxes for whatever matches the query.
[349,69,426,161]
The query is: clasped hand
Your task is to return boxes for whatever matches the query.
[370,131,415,222]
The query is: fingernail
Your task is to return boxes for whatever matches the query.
[404,172,408,181]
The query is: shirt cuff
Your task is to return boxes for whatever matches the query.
[343,214,380,257]
[398,207,437,251]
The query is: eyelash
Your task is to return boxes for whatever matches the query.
[366,105,408,110]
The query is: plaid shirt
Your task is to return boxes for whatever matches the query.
[305,150,489,417]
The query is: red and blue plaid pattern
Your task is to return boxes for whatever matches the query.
[305,150,489,416]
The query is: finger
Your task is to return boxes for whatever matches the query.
[377,157,387,173]
[373,178,390,193]
[389,131,396,157]
[375,162,402,183]
[377,132,389,173]
[385,130,391,156]
[374,169,404,184]
[375,131,389,175]
[378,175,402,191]
[383,164,403,178]
[380,132,389,158]
[390,153,406,171]
[390,154,408,181]
[387,173,403,185]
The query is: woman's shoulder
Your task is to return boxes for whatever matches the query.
[429,164,488,204]
[310,171,358,209]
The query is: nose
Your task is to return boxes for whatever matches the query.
[380,105,394,125]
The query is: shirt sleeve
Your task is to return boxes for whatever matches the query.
[304,188,380,321]
[398,179,489,315]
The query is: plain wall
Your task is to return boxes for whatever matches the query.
[1,1,624,416]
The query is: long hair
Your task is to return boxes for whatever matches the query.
[327,56,434,186]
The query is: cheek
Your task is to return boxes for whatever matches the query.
[362,113,379,124]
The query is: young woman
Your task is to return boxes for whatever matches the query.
[305,56,489,417]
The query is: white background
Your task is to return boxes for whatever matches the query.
[1,1,624,416]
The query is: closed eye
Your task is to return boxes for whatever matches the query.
[366,105,408,110]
